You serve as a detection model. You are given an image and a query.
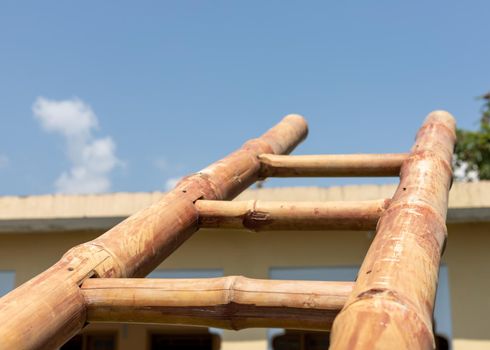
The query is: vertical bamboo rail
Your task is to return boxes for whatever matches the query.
[329,111,456,349]
[0,115,307,350]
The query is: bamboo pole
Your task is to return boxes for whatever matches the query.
[196,199,390,231]
[82,276,353,331]
[329,111,456,350]
[0,115,308,350]
[258,153,408,178]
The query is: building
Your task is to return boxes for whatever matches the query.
[0,182,489,350]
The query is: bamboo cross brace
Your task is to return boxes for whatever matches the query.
[258,153,408,178]
[0,115,308,350]
[82,276,353,331]
[330,111,456,350]
[196,199,390,231]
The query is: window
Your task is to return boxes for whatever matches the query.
[0,271,15,297]
[272,330,329,350]
[269,266,452,350]
[149,332,219,350]
[61,333,117,350]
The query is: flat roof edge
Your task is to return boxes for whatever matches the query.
[0,207,488,234]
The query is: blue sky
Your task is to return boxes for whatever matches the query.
[0,1,488,195]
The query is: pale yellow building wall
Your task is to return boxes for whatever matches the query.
[443,223,490,349]
[0,223,489,349]
[1,183,489,349]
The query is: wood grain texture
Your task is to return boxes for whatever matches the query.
[329,111,456,350]
[258,153,408,178]
[0,115,308,350]
[196,199,390,231]
[82,276,353,331]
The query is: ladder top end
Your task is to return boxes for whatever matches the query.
[425,110,456,129]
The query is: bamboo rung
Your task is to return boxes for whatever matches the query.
[196,199,390,231]
[258,153,408,178]
[82,276,353,331]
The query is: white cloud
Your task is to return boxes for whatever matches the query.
[33,97,121,194]
[0,154,8,169]
[33,98,97,137]
[165,177,181,191]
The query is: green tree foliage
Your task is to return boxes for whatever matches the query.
[454,93,490,180]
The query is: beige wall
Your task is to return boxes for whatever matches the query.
[0,221,489,349]
[443,223,490,349]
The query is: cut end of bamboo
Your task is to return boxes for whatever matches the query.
[425,110,456,127]
[256,114,309,155]
[282,114,309,133]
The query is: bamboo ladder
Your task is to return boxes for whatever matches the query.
[0,112,456,350]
